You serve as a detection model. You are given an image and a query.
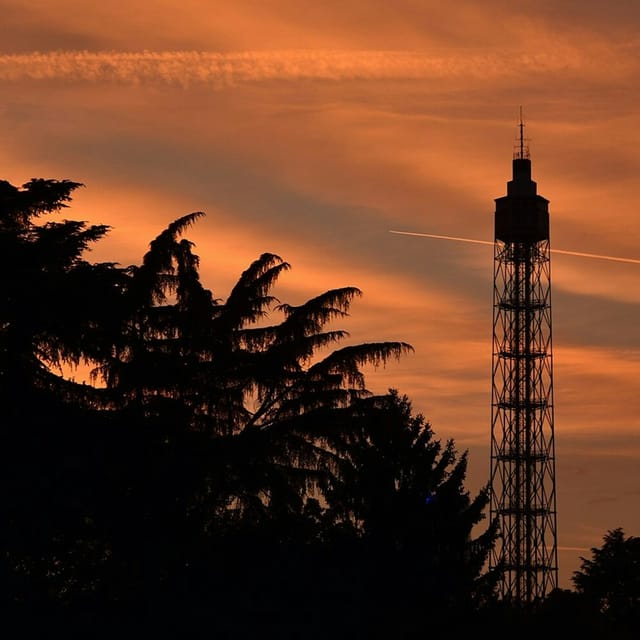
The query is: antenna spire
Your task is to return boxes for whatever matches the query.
[519,107,525,159]
[515,106,530,160]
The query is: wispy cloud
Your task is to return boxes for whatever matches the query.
[0,46,638,87]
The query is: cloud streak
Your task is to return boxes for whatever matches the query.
[1,46,639,87]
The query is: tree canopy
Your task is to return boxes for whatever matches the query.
[571,528,640,632]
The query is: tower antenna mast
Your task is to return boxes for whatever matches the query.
[490,113,558,604]
[519,106,525,159]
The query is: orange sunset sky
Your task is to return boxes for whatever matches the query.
[2,1,639,589]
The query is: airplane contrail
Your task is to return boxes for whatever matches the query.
[389,230,640,265]
[1,45,637,87]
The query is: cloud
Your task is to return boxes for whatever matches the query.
[1,46,639,88]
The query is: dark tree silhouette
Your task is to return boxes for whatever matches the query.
[318,390,499,634]
[1,177,503,636]
[0,178,123,398]
[572,527,640,633]
[0,179,126,606]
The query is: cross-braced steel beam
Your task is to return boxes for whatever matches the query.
[489,149,558,605]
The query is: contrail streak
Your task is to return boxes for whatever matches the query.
[550,248,640,265]
[0,46,637,87]
[389,230,640,265]
[390,230,493,247]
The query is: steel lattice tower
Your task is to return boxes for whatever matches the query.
[489,120,558,604]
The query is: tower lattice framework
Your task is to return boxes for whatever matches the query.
[489,128,558,604]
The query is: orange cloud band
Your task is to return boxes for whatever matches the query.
[0,47,637,87]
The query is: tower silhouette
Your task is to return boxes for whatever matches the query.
[489,115,558,603]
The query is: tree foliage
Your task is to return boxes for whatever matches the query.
[0,177,500,633]
[572,527,640,631]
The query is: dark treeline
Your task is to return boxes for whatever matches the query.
[1,179,638,637]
